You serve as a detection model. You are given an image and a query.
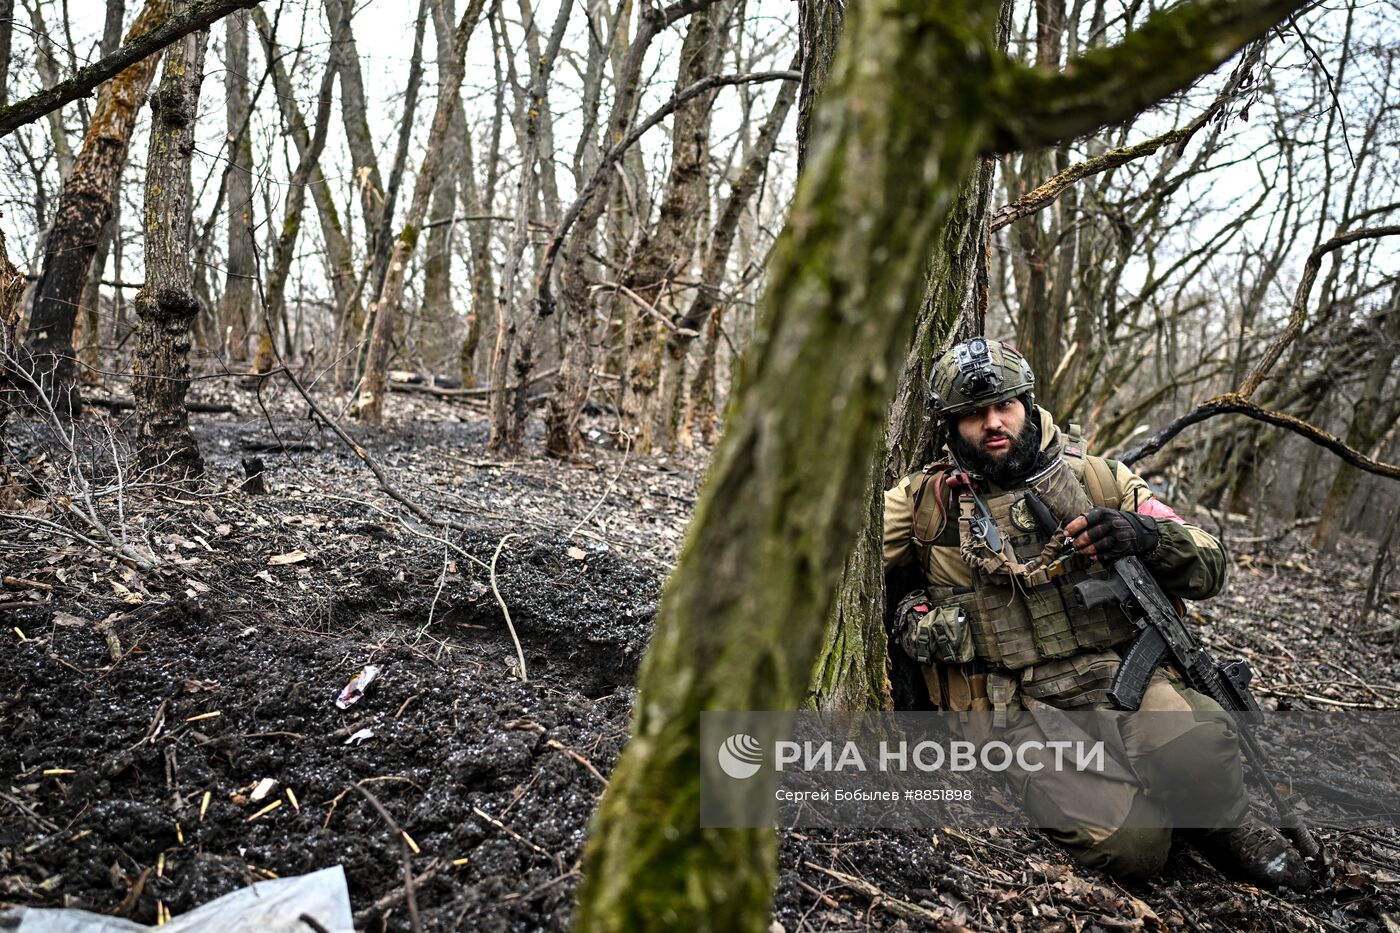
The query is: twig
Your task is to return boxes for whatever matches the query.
[351,783,422,933]
[545,738,608,786]
[0,511,155,571]
[351,860,443,927]
[798,879,841,909]
[590,283,696,335]
[490,533,528,681]
[299,914,332,933]
[0,790,63,833]
[567,432,631,539]
[803,861,952,928]
[471,805,550,858]
[1254,688,1386,709]
[498,867,580,903]
[1162,888,1205,933]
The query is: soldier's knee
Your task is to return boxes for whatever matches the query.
[1138,718,1246,824]
[1075,824,1173,880]
[1044,793,1173,881]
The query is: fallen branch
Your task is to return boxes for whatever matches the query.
[803,862,956,929]
[387,368,559,398]
[86,396,235,414]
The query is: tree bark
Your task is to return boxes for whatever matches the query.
[219,9,256,360]
[795,0,843,174]
[572,0,1303,924]
[23,0,171,418]
[0,216,26,434]
[0,0,256,137]
[616,1,728,453]
[131,10,207,479]
[356,0,487,423]
[0,0,12,108]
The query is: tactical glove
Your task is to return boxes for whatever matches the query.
[1073,507,1159,561]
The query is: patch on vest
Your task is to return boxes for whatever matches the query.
[1008,495,1040,533]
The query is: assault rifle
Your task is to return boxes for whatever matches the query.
[1019,491,1321,862]
[1073,548,1324,862]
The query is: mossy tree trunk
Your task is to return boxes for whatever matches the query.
[807,0,1006,713]
[617,1,727,453]
[131,8,206,479]
[573,0,1305,926]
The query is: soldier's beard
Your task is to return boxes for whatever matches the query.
[948,411,1043,487]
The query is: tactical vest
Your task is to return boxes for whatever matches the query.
[907,446,1137,671]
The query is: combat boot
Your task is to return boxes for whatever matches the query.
[1185,816,1313,892]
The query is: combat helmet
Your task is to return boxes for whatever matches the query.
[927,338,1035,416]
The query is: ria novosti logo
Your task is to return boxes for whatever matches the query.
[717,733,764,779]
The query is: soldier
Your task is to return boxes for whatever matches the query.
[883,337,1311,890]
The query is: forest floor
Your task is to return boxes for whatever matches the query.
[1,375,1398,932]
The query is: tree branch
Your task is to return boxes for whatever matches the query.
[987,0,1305,152]
[989,40,1268,231]
[0,0,260,137]
[534,70,800,315]
[1240,225,1400,397]
[1118,393,1400,480]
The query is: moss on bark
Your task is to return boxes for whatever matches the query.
[574,0,1304,926]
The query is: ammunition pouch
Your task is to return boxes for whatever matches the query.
[897,589,974,664]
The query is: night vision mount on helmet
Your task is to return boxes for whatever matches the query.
[928,338,1036,417]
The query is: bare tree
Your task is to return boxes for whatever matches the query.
[219,9,256,360]
[574,0,1304,923]
[131,6,208,478]
[355,0,490,423]
[23,0,171,418]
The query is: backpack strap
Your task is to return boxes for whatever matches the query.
[1060,422,1121,508]
[909,462,957,548]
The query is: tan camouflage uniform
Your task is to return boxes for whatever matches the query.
[883,406,1245,877]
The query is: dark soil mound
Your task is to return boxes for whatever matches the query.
[1,527,655,931]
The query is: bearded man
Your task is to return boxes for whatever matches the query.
[882,337,1310,890]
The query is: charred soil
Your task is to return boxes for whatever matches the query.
[2,381,1399,930]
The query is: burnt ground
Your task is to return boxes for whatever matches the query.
[1,375,1399,931]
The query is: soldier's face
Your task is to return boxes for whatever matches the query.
[956,399,1027,461]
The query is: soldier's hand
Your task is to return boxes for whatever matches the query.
[1064,508,1159,561]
